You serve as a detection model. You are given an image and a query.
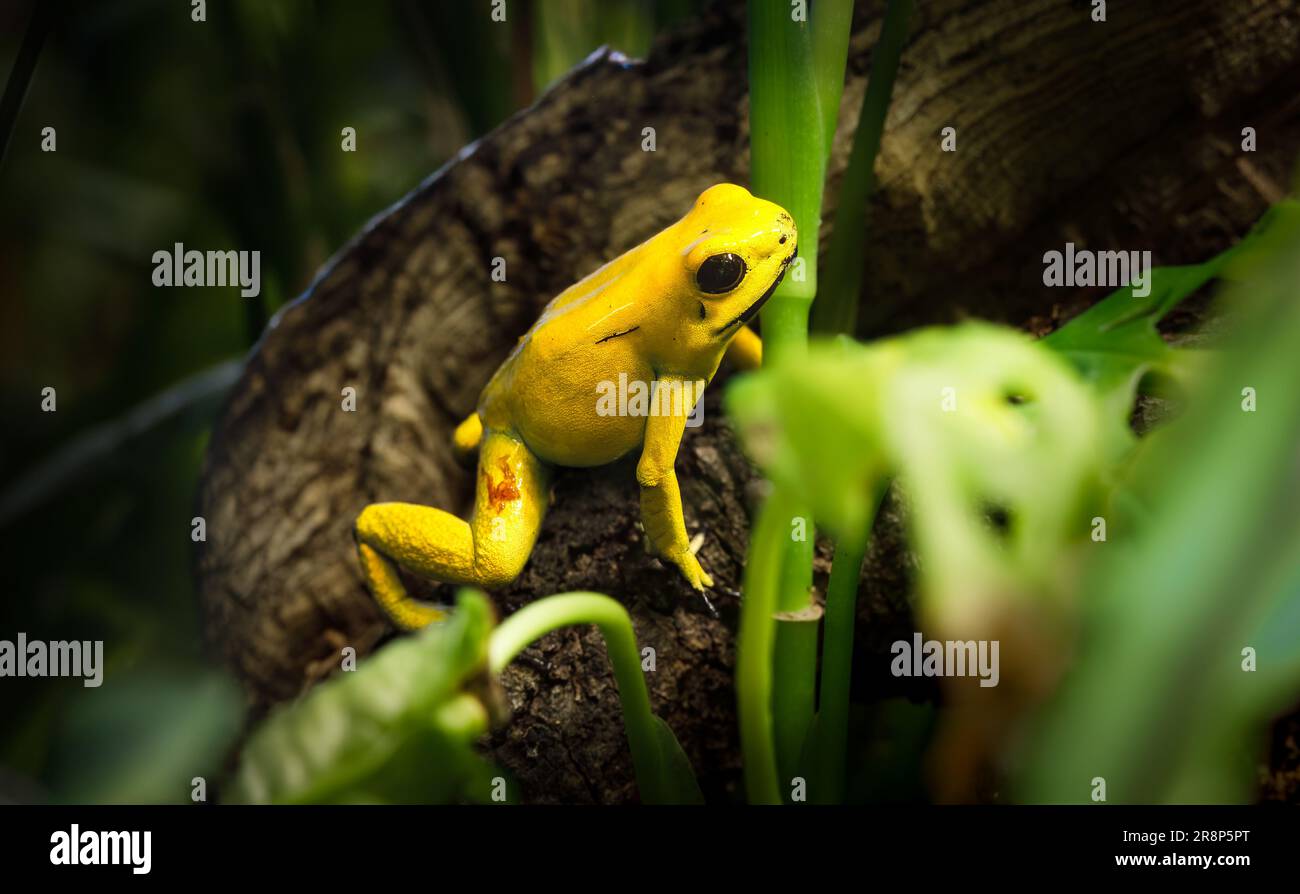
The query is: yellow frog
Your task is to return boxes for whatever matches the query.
[355,183,796,629]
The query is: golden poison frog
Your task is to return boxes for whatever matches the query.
[355,183,796,629]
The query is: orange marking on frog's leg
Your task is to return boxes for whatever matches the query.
[466,432,550,585]
[486,455,522,512]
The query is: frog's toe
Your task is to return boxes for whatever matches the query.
[676,552,712,591]
[685,533,713,587]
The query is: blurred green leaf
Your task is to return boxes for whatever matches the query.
[48,668,242,805]
[227,590,501,805]
[728,325,1104,599]
[875,325,1103,606]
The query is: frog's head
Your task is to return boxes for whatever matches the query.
[672,183,797,345]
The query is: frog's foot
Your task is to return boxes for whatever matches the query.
[690,532,752,616]
[355,538,449,631]
[667,538,714,591]
[354,431,549,631]
[643,536,714,590]
[667,536,719,616]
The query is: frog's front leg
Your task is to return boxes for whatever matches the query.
[354,431,550,630]
[724,325,763,371]
[636,376,714,590]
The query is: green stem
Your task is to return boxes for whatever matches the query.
[737,489,796,804]
[771,602,818,790]
[814,524,871,803]
[812,0,914,336]
[771,493,816,789]
[760,291,814,366]
[748,0,825,361]
[488,592,656,794]
[746,0,856,801]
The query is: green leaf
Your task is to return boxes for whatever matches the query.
[643,715,705,805]
[1019,201,1300,803]
[227,590,501,805]
[1041,203,1298,463]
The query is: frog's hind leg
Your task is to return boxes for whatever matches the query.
[354,431,550,630]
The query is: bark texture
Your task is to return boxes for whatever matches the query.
[196,0,1300,803]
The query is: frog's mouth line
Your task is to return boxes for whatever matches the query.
[716,249,796,337]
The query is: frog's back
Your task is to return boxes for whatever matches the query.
[477,247,655,465]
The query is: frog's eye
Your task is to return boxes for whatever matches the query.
[696,253,746,294]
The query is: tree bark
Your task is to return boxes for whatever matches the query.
[196,0,1300,803]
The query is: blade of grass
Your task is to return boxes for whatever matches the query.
[811,0,855,155]
[813,0,913,336]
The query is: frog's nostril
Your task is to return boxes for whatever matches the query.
[779,235,787,245]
